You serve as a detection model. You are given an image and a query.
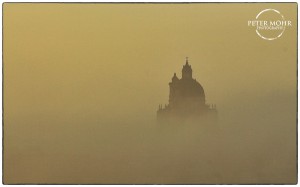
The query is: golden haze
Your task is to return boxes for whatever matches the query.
[3,3,297,184]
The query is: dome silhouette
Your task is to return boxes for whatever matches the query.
[157,57,217,124]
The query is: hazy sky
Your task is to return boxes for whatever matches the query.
[4,3,297,184]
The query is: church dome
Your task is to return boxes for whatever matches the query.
[157,58,217,123]
[179,78,205,99]
[166,58,206,109]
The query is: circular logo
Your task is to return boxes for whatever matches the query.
[248,9,292,41]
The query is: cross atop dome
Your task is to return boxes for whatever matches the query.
[186,57,189,65]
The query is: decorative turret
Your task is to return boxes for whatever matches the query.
[182,57,192,79]
[172,73,179,82]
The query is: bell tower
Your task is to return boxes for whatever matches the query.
[182,57,192,79]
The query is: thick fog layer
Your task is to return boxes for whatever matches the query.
[4,3,297,184]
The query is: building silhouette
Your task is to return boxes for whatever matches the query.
[157,57,217,124]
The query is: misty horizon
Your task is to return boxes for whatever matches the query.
[3,3,297,184]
